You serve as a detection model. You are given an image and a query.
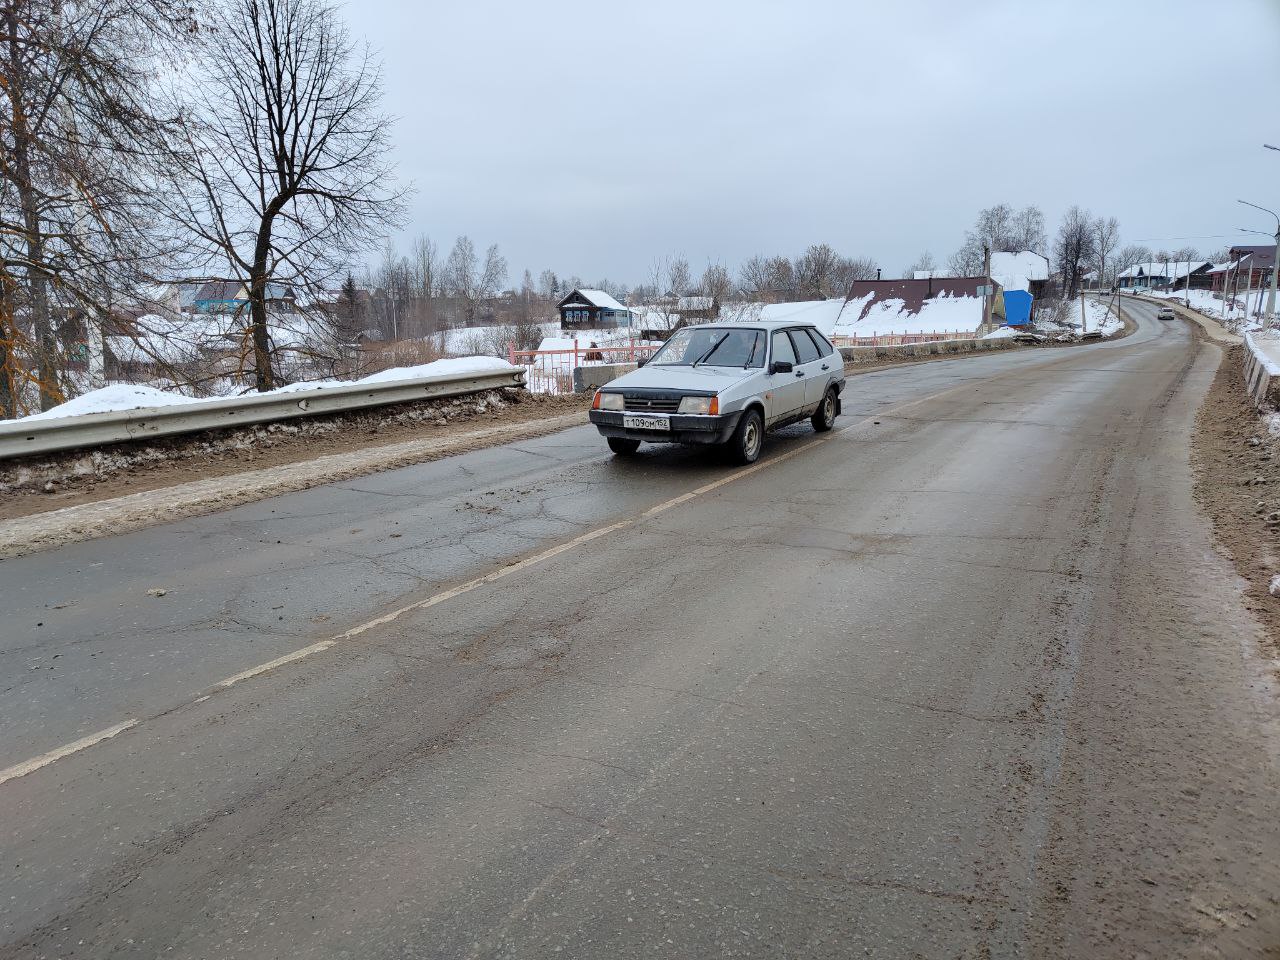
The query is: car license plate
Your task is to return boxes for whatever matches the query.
[623,414,670,431]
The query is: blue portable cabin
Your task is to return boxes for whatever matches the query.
[1003,289,1034,327]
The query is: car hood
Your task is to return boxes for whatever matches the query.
[604,365,755,393]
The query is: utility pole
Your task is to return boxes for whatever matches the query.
[1079,290,1087,333]
[1239,199,1280,332]
[1269,228,1280,331]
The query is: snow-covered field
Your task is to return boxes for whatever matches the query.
[3,356,518,424]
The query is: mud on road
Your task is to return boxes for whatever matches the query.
[1192,343,1280,655]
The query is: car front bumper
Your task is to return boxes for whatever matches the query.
[588,409,742,445]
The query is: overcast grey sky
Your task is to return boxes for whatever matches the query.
[349,0,1280,286]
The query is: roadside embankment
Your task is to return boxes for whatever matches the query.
[1244,332,1280,409]
[0,390,587,522]
[1192,343,1280,653]
[839,337,1019,364]
[0,402,592,560]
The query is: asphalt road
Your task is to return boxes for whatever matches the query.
[3,302,1279,958]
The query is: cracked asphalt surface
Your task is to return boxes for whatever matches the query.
[3,301,1280,958]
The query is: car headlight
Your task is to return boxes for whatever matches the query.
[678,396,718,415]
[596,392,624,411]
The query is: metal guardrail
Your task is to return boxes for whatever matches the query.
[0,366,527,460]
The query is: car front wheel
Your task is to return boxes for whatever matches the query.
[811,388,838,432]
[727,409,764,465]
[607,437,641,456]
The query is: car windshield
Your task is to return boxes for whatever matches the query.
[648,328,765,368]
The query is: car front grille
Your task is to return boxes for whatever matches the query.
[623,395,681,413]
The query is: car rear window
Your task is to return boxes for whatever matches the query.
[789,329,821,364]
[807,328,836,356]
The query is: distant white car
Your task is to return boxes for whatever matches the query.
[588,319,846,464]
[1158,306,1176,321]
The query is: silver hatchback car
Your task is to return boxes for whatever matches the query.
[588,319,846,464]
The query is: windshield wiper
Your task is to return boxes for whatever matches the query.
[743,336,760,368]
[691,333,729,368]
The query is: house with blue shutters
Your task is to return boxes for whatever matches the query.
[192,280,296,314]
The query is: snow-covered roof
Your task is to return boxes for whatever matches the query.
[1209,258,1247,274]
[1117,261,1213,280]
[759,299,850,334]
[990,251,1049,292]
[837,293,985,337]
[563,288,627,311]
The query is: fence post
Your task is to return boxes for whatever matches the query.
[573,339,579,370]
[507,342,515,365]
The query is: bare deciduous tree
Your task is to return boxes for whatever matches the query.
[1,0,194,413]
[831,255,878,293]
[739,254,795,299]
[172,0,405,391]
[1091,216,1120,287]
[445,236,507,323]
[412,235,439,299]
[699,262,732,303]
[1053,206,1097,300]
[949,203,1047,277]
[1114,244,1152,275]
[796,243,842,299]
[907,252,938,276]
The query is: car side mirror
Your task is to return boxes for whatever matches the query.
[636,357,647,367]
[770,360,793,374]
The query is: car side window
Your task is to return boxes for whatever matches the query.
[807,328,836,356]
[771,330,797,366]
[789,329,820,364]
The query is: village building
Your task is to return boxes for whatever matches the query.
[675,296,720,322]
[557,289,631,330]
[1116,261,1214,292]
[190,280,297,314]
[842,276,1004,335]
[1210,245,1277,293]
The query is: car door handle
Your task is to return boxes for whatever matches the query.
[795,370,804,377]
[821,363,829,370]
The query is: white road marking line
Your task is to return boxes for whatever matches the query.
[0,376,987,789]
[0,719,138,786]
[215,640,337,688]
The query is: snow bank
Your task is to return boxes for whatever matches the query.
[3,356,520,424]
[355,355,515,384]
[17,384,207,422]
[1245,331,1280,377]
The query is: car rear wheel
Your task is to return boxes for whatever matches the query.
[607,437,641,456]
[811,388,838,432]
[727,409,764,465]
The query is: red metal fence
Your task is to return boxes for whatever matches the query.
[507,339,660,368]
[831,331,977,347]
[507,339,663,394]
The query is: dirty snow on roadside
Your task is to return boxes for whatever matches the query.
[3,356,518,424]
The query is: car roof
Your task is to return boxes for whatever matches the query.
[694,318,816,330]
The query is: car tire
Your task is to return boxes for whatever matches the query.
[811,388,838,432]
[727,409,764,465]
[607,437,641,456]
